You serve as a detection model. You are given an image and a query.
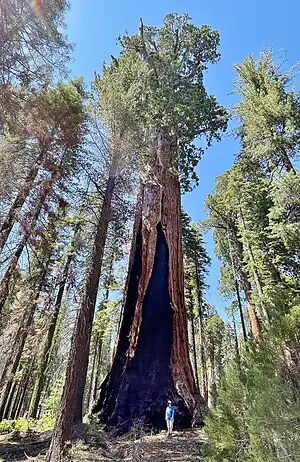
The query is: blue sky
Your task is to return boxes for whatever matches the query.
[66,0,300,318]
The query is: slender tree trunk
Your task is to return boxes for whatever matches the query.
[234,282,247,342]
[231,310,240,363]
[0,148,45,252]
[29,227,79,419]
[281,148,296,174]
[10,379,22,420]
[0,251,50,419]
[186,284,200,391]
[0,176,54,313]
[93,133,206,434]
[230,224,261,340]
[243,279,261,340]
[92,338,103,403]
[238,207,269,325]
[206,342,216,408]
[88,243,115,410]
[46,158,117,462]
[0,284,44,419]
[195,262,208,402]
[86,333,99,412]
[227,228,248,342]
[87,285,111,412]
[190,304,200,391]
[2,380,18,419]
[14,364,34,418]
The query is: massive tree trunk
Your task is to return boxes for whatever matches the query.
[45,160,117,462]
[0,148,45,253]
[93,133,207,432]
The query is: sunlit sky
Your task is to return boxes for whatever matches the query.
[66,0,300,318]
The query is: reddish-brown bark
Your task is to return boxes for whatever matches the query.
[243,279,262,341]
[94,133,207,431]
[45,160,117,462]
[132,135,202,410]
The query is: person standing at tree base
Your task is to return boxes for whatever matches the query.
[165,400,175,436]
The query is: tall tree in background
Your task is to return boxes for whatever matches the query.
[0,80,86,313]
[0,203,66,420]
[0,0,71,143]
[0,80,85,252]
[28,220,82,419]
[46,58,140,459]
[93,13,227,433]
[0,0,71,87]
[205,53,300,462]
[182,211,211,401]
[234,52,300,175]
[205,169,262,341]
[205,311,226,407]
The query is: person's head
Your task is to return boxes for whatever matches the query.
[168,400,172,406]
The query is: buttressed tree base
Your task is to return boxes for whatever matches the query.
[93,135,207,432]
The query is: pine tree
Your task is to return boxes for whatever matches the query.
[182,211,211,401]
[46,68,139,459]
[0,80,86,313]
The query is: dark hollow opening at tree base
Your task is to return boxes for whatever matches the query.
[93,222,192,433]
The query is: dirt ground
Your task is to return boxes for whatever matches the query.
[0,427,206,462]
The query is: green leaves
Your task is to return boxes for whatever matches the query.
[0,0,71,89]
[234,52,300,173]
[97,13,228,191]
[204,345,300,462]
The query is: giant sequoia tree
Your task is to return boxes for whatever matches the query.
[92,14,227,431]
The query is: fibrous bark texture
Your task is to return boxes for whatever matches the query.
[93,133,207,432]
[45,162,117,462]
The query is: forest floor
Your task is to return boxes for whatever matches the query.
[0,426,206,461]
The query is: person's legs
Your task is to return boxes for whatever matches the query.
[166,419,171,435]
[169,419,174,435]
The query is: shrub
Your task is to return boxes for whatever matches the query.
[204,344,300,462]
[0,420,12,434]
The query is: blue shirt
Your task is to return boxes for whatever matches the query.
[165,405,175,420]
